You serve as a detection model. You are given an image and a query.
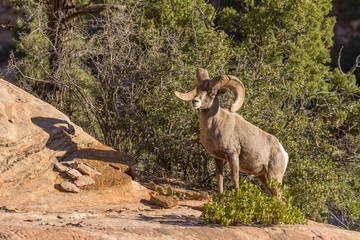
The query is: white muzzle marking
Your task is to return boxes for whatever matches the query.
[191,98,201,109]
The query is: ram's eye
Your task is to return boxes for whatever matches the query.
[209,92,216,98]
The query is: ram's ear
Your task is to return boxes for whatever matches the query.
[216,88,229,97]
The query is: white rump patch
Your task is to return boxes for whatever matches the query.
[279,142,289,174]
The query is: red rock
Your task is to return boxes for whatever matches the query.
[66,169,83,179]
[62,161,79,169]
[150,195,178,209]
[74,175,95,187]
[0,79,147,206]
[54,163,69,173]
[60,182,80,193]
[77,164,101,177]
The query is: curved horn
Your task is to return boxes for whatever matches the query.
[209,75,245,112]
[195,67,210,85]
[174,86,197,101]
[174,68,209,101]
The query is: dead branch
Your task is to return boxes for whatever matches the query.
[64,4,126,23]
[337,46,360,75]
[338,46,345,75]
[349,55,360,74]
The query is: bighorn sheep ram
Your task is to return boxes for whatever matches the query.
[174,68,288,196]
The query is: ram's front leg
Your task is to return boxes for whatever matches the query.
[214,158,224,193]
[228,153,239,190]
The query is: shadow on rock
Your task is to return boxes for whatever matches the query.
[31,116,134,166]
[135,214,203,227]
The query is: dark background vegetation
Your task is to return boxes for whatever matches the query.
[0,0,359,230]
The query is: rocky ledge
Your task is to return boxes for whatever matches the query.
[0,79,148,206]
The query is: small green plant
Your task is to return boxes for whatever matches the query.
[202,179,307,227]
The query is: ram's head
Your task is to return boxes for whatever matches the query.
[174,68,245,112]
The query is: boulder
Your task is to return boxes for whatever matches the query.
[77,163,102,177]
[65,169,83,179]
[0,79,148,206]
[74,175,95,187]
[150,194,179,209]
[59,181,80,193]
[62,161,79,169]
[53,163,69,173]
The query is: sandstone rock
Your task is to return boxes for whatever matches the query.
[54,163,69,173]
[66,169,83,179]
[60,182,80,193]
[0,217,359,240]
[74,175,95,187]
[0,79,146,206]
[132,181,147,191]
[150,195,178,209]
[62,161,79,169]
[77,163,101,177]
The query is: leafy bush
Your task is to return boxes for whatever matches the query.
[202,179,307,227]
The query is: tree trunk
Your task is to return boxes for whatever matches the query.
[48,0,75,74]
[36,0,121,108]
[33,0,76,108]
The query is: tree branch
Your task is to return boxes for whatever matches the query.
[194,5,210,30]
[236,0,249,13]
[349,54,360,74]
[64,4,126,23]
[338,46,345,75]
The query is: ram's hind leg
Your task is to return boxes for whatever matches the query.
[214,158,224,193]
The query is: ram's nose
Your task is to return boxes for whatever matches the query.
[192,98,200,105]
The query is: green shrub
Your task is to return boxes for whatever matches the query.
[202,179,307,227]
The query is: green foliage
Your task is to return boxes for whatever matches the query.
[8,0,360,229]
[217,7,239,32]
[331,38,360,84]
[202,180,307,226]
[215,0,360,226]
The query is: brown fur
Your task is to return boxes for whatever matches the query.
[195,85,288,196]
